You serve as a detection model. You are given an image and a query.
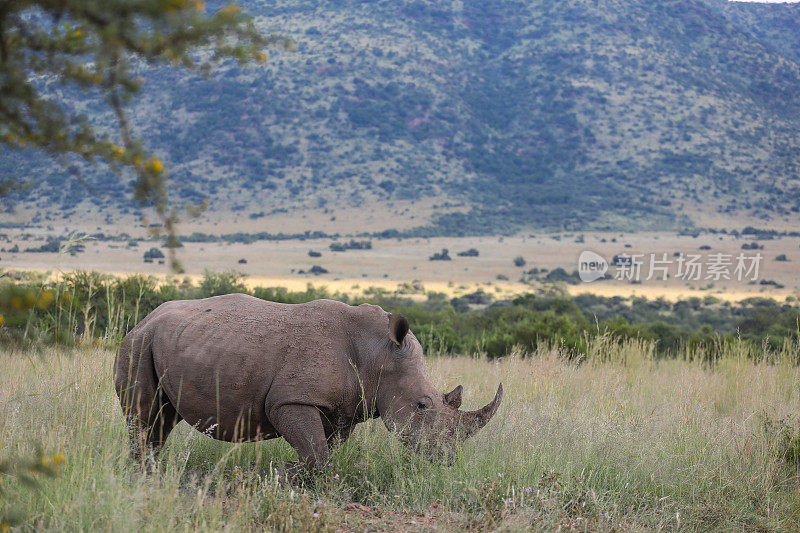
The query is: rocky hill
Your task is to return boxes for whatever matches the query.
[3,0,800,235]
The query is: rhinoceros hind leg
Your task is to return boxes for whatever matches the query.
[116,331,182,469]
[269,404,329,480]
[125,393,182,469]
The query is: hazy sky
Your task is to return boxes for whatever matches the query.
[729,1,800,3]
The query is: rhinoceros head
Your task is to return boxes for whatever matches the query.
[375,313,503,465]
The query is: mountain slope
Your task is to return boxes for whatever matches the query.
[3,0,800,234]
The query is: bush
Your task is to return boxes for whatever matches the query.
[429,249,451,261]
[25,237,84,254]
[543,268,582,285]
[143,247,165,261]
[199,271,247,298]
[513,256,526,267]
[330,240,372,252]
[0,271,797,363]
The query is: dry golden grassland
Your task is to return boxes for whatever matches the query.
[1,340,799,531]
[3,231,800,301]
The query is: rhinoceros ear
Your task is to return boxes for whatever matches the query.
[388,313,409,346]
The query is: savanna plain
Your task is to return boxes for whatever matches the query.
[1,338,799,531]
[6,0,800,530]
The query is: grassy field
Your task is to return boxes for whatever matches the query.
[3,231,800,301]
[1,340,799,531]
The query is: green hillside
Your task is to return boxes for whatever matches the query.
[3,0,800,234]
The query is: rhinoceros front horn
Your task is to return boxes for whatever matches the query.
[460,383,503,439]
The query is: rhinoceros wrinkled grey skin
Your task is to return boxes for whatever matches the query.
[114,294,503,474]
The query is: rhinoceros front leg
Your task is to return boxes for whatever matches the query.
[269,404,329,480]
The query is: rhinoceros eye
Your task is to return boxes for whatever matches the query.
[416,400,431,411]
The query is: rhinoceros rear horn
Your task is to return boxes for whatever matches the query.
[388,313,409,346]
[444,385,463,409]
[460,383,503,439]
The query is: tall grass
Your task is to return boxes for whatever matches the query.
[1,341,798,531]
